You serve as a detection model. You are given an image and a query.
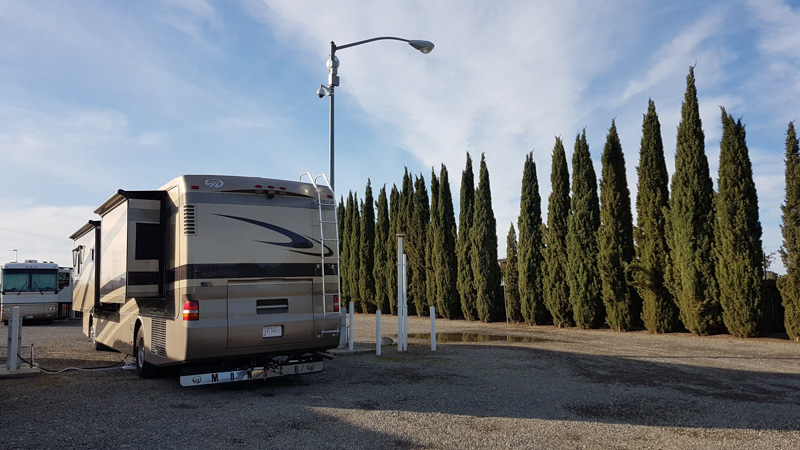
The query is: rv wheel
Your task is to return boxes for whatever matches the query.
[135,327,158,379]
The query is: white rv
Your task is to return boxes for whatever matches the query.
[1,260,73,324]
[70,174,341,386]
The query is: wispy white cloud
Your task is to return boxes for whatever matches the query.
[618,7,727,104]
[156,0,221,39]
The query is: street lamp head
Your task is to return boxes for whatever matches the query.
[408,40,435,54]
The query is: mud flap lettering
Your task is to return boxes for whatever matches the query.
[179,361,323,387]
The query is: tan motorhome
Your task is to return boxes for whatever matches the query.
[70,174,341,386]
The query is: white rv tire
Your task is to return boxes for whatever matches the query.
[135,327,157,378]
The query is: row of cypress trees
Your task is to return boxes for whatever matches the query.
[338,155,505,322]
[507,67,771,336]
[337,66,799,338]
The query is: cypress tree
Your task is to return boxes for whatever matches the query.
[401,168,414,234]
[715,108,764,337]
[518,152,548,324]
[505,223,521,323]
[409,175,430,316]
[359,180,376,313]
[386,185,401,315]
[348,195,362,311]
[633,99,678,333]
[426,170,440,312]
[341,192,356,306]
[458,153,478,320]
[337,196,346,255]
[666,66,721,335]
[337,196,347,303]
[374,185,390,313]
[398,170,414,314]
[434,164,461,319]
[598,120,637,331]
[567,130,604,329]
[472,153,504,322]
[779,122,800,340]
[543,138,573,327]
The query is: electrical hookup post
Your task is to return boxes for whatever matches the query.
[6,307,22,371]
[393,234,436,353]
[396,234,408,351]
[2,306,42,379]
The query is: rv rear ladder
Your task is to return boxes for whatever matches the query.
[299,172,342,331]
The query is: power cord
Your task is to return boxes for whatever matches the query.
[16,354,130,374]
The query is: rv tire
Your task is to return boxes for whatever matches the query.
[135,327,158,379]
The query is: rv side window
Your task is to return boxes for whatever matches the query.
[135,223,163,260]
[58,272,71,290]
[73,248,83,275]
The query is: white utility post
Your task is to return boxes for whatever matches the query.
[430,306,436,351]
[376,310,382,356]
[348,302,354,351]
[6,306,21,371]
[402,254,408,352]
[396,234,407,352]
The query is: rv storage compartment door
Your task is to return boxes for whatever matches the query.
[227,279,314,349]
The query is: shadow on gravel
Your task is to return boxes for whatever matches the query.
[319,344,800,432]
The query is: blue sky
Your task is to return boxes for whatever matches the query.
[1,0,798,273]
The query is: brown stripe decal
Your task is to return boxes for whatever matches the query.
[173,263,338,281]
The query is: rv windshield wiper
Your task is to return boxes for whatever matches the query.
[33,281,45,294]
[16,281,28,295]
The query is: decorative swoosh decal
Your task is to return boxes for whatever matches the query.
[214,214,334,257]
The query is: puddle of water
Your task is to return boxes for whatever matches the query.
[408,333,545,343]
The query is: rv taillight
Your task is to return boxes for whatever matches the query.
[333,295,340,313]
[255,184,263,188]
[183,300,199,321]
[191,185,200,190]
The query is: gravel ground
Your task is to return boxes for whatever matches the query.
[1,315,799,449]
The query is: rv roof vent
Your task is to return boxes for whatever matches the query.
[183,204,197,236]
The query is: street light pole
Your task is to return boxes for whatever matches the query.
[317,36,434,349]
[318,37,434,192]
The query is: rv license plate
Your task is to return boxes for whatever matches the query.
[262,325,283,338]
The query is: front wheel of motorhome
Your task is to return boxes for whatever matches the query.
[135,327,158,379]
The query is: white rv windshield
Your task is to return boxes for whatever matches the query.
[2,269,58,292]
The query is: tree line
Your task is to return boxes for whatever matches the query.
[336,66,800,339]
